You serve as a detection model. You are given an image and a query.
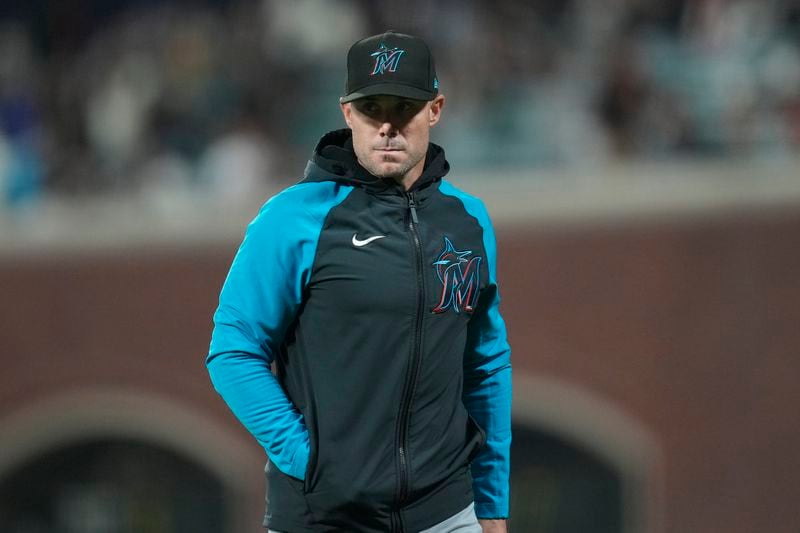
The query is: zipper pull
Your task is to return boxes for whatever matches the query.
[407,192,419,225]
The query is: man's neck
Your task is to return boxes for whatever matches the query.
[398,158,426,191]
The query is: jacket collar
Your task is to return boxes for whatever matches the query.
[301,129,450,202]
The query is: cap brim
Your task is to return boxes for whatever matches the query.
[340,83,436,103]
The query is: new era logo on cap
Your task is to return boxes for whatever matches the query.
[341,30,438,103]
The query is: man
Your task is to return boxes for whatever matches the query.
[207,30,512,532]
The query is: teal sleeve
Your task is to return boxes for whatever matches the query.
[206,183,349,480]
[463,281,512,519]
[441,182,512,519]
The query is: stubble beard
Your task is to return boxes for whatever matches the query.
[361,150,425,182]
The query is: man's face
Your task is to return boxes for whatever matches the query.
[341,94,445,187]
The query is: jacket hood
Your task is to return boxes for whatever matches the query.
[302,129,450,193]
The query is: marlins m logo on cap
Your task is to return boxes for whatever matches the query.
[370,43,405,75]
[341,30,438,103]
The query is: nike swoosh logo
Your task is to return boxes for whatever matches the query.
[352,234,386,247]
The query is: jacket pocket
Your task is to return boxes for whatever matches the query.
[302,427,319,493]
[466,413,487,462]
[265,460,316,523]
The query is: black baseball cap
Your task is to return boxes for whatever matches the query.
[340,30,439,103]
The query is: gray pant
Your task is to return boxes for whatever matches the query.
[268,501,482,533]
[419,502,482,532]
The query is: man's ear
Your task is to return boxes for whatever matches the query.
[429,94,445,127]
[341,102,353,128]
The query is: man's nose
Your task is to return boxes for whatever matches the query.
[378,119,398,137]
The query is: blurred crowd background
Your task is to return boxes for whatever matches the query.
[1,0,798,212]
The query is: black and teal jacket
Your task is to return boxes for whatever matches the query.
[207,129,512,532]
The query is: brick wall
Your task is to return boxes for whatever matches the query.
[1,209,798,532]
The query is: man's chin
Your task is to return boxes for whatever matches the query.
[367,162,407,180]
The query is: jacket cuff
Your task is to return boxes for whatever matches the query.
[475,502,509,520]
[285,439,310,481]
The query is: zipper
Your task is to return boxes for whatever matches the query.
[393,191,426,530]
